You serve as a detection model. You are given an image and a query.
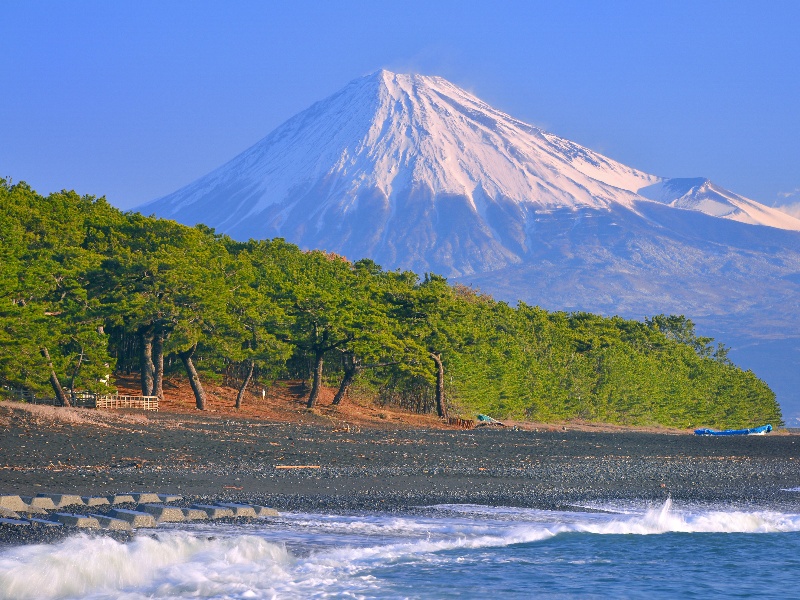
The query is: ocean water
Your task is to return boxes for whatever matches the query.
[1,499,799,599]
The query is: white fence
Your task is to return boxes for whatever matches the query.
[95,394,158,411]
[2,389,158,411]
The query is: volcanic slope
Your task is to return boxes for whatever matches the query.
[141,70,800,276]
[141,71,800,422]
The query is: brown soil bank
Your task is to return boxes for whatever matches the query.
[109,374,692,433]
[1,401,798,515]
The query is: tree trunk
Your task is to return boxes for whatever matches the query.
[140,325,155,396]
[430,351,448,419]
[68,346,84,402]
[332,353,358,406]
[41,347,70,407]
[179,344,207,410]
[235,359,255,409]
[153,327,164,400]
[306,350,325,408]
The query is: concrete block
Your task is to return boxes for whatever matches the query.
[82,496,111,507]
[251,505,280,517]
[157,494,182,503]
[191,504,234,519]
[0,507,21,519]
[49,513,100,529]
[107,494,136,505]
[0,517,30,526]
[181,507,209,521]
[91,514,133,531]
[0,506,20,519]
[109,508,157,528]
[21,496,57,510]
[138,504,185,522]
[0,495,28,512]
[19,504,48,515]
[217,503,257,518]
[25,518,62,527]
[127,493,161,504]
[36,494,84,508]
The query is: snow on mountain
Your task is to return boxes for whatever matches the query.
[145,70,657,217]
[142,70,800,277]
[638,178,800,231]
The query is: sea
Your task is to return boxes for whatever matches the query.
[1,497,799,599]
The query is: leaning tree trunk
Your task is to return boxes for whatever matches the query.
[306,350,325,409]
[332,353,358,406]
[430,351,448,419]
[235,359,255,410]
[67,346,84,402]
[41,347,70,407]
[179,344,207,410]
[152,327,164,400]
[140,325,155,396]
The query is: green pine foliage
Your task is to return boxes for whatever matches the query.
[0,179,782,428]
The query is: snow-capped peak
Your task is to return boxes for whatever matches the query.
[143,70,662,226]
[638,178,800,231]
[140,70,800,277]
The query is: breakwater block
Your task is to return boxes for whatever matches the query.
[37,494,84,508]
[20,504,48,516]
[0,507,20,519]
[127,493,161,504]
[0,518,30,526]
[217,503,257,518]
[91,514,133,531]
[107,494,136,505]
[157,494,182,503]
[251,505,280,517]
[50,513,100,529]
[82,496,111,507]
[191,504,234,519]
[181,507,209,521]
[25,518,62,527]
[138,504,185,522]
[0,495,28,512]
[21,496,57,510]
[109,509,157,528]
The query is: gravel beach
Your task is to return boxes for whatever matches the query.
[1,401,799,544]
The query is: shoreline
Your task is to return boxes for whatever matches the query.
[2,401,799,545]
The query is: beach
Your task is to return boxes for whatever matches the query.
[2,401,798,518]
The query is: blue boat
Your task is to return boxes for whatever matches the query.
[694,424,772,436]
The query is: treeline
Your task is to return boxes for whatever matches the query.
[0,179,782,428]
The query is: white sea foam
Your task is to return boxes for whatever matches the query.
[2,501,799,599]
[0,533,293,600]
[433,499,800,535]
[576,498,800,535]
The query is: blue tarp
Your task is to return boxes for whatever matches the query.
[694,424,772,436]
[476,414,505,426]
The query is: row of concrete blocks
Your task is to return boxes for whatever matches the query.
[0,493,182,513]
[0,502,279,531]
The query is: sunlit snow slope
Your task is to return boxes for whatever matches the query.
[142,70,800,277]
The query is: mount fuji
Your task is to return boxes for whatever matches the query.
[140,71,800,422]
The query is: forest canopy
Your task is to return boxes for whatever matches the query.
[0,179,783,428]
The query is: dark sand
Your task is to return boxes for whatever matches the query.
[2,402,799,515]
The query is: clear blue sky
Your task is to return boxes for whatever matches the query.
[2,0,799,210]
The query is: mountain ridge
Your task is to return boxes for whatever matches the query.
[142,70,800,278]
